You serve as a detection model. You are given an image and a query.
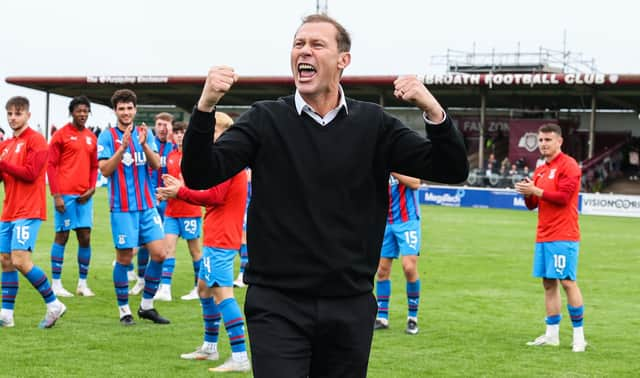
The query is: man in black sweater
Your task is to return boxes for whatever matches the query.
[182,14,468,378]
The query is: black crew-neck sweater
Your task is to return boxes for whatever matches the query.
[183,95,468,296]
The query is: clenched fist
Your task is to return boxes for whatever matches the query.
[197,66,239,112]
[394,75,444,123]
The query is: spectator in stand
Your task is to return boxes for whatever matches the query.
[523,165,532,179]
[629,147,639,181]
[486,153,497,176]
[501,156,511,173]
[508,164,518,176]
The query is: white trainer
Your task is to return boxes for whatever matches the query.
[180,346,219,361]
[233,272,246,288]
[572,340,588,352]
[526,334,559,346]
[180,286,199,301]
[127,270,138,282]
[405,318,419,335]
[76,285,95,297]
[129,278,145,295]
[0,315,15,328]
[53,286,74,298]
[39,302,67,329]
[208,357,251,373]
[154,284,172,301]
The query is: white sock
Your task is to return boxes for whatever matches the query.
[203,342,217,352]
[119,304,132,317]
[573,326,585,342]
[46,299,62,311]
[0,308,14,319]
[232,351,248,362]
[408,316,418,323]
[140,298,154,310]
[52,279,62,288]
[78,278,87,288]
[545,324,559,338]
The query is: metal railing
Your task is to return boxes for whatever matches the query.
[580,140,628,192]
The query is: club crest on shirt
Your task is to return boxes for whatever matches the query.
[548,168,557,179]
[122,152,134,166]
[86,136,93,145]
[15,142,25,153]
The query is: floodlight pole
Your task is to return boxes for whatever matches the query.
[479,90,487,169]
[588,91,596,159]
[316,0,328,14]
[45,91,50,141]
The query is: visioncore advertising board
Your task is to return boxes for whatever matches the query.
[419,186,640,218]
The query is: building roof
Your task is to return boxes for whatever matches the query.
[6,73,640,112]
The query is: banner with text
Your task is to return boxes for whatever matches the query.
[419,186,529,211]
[580,193,640,218]
[419,186,640,218]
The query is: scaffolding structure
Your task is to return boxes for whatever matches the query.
[431,45,598,74]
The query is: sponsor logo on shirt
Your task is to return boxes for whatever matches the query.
[122,151,147,167]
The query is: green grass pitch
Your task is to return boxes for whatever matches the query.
[2,188,639,377]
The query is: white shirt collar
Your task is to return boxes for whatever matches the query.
[294,86,348,126]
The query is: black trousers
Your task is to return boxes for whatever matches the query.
[244,285,378,378]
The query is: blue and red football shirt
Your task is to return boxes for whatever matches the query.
[387,175,420,224]
[149,139,175,192]
[97,125,158,212]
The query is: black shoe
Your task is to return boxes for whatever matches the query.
[137,307,170,324]
[120,314,136,326]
